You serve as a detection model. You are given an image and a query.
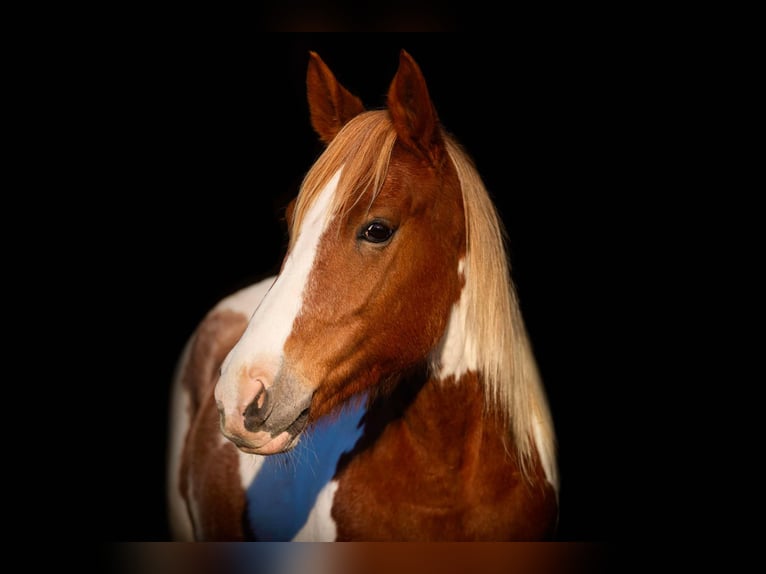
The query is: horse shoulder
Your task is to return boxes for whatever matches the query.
[465,424,559,540]
[167,276,275,540]
[330,374,558,540]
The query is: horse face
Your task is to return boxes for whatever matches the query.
[289,145,466,415]
[214,50,465,455]
[214,142,465,455]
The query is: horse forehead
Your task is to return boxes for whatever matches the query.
[384,148,453,200]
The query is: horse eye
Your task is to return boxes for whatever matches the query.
[360,221,394,244]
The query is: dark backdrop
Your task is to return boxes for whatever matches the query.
[84,35,648,542]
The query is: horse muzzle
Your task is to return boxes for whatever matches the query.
[215,369,313,455]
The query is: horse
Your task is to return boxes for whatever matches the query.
[166,49,559,541]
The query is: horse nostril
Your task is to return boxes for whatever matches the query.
[243,386,272,431]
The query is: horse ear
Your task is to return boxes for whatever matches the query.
[387,49,444,165]
[307,51,366,145]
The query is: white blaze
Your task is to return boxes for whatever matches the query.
[216,170,340,406]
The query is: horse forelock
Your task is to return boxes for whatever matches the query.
[289,111,397,247]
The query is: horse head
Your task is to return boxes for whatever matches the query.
[214,51,466,455]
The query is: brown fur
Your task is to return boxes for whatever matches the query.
[177,309,249,540]
[332,371,558,541]
[294,50,557,539]
[307,51,365,144]
[387,50,444,165]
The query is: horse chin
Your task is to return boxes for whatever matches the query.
[236,431,299,455]
[227,408,310,455]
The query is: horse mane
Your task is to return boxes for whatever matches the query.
[290,110,557,487]
[445,138,558,488]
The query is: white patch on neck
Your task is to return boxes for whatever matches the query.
[217,170,340,402]
[238,451,265,490]
[292,480,339,541]
[431,259,478,381]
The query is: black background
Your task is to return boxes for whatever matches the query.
[73,34,661,542]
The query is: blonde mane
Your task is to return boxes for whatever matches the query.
[445,138,557,487]
[290,111,557,487]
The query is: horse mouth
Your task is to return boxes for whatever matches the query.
[225,407,310,455]
[285,407,310,436]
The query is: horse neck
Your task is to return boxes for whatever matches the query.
[364,366,505,468]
